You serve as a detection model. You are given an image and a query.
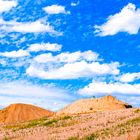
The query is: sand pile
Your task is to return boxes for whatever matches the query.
[0,103,54,124]
[58,95,132,115]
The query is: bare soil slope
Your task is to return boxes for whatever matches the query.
[0,103,54,124]
[58,95,132,115]
[0,108,140,140]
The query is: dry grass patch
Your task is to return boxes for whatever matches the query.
[4,115,73,131]
[134,109,140,114]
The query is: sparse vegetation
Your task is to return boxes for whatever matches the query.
[85,133,97,140]
[43,116,72,126]
[134,109,140,114]
[61,115,72,120]
[3,137,9,140]
[68,136,79,140]
[126,117,140,125]
[4,115,73,132]
[5,117,48,130]
[1,103,140,140]
[43,119,58,126]
[82,116,140,140]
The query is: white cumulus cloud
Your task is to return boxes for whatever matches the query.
[0,49,29,58]
[34,51,99,63]
[78,81,140,96]
[120,72,140,82]
[0,0,17,13]
[0,18,62,35]
[28,43,62,52]
[43,5,68,14]
[26,50,120,79]
[94,3,140,36]
[26,61,120,79]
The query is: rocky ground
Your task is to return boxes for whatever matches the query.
[0,108,140,140]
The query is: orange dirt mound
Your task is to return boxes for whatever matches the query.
[57,95,132,115]
[0,103,54,124]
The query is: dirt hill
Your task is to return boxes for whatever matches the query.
[57,95,132,115]
[0,103,54,124]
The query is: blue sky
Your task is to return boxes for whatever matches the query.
[0,0,140,111]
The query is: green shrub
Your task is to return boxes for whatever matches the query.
[61,116,72,120]
[86,133,97,140]
[43,119,58,126]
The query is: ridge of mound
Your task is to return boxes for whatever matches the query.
[57,95,132,115]
[0,103,54,124]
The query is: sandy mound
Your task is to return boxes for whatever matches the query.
[0,103,54,124]
[58,95,132,115]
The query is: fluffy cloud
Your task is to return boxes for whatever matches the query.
[0,19,62,35]
[120,72,140,82]
[11,21,57,34]
[94,3,140,36]
[26,61,120,79]
[0,49,29,58]
[0,81,75,111]
[27,50,120,79]
[78,81,140,96]
[43,5,68,14]
[0,0,17,13]
[28,43,62,52]
[34,51,99,63]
